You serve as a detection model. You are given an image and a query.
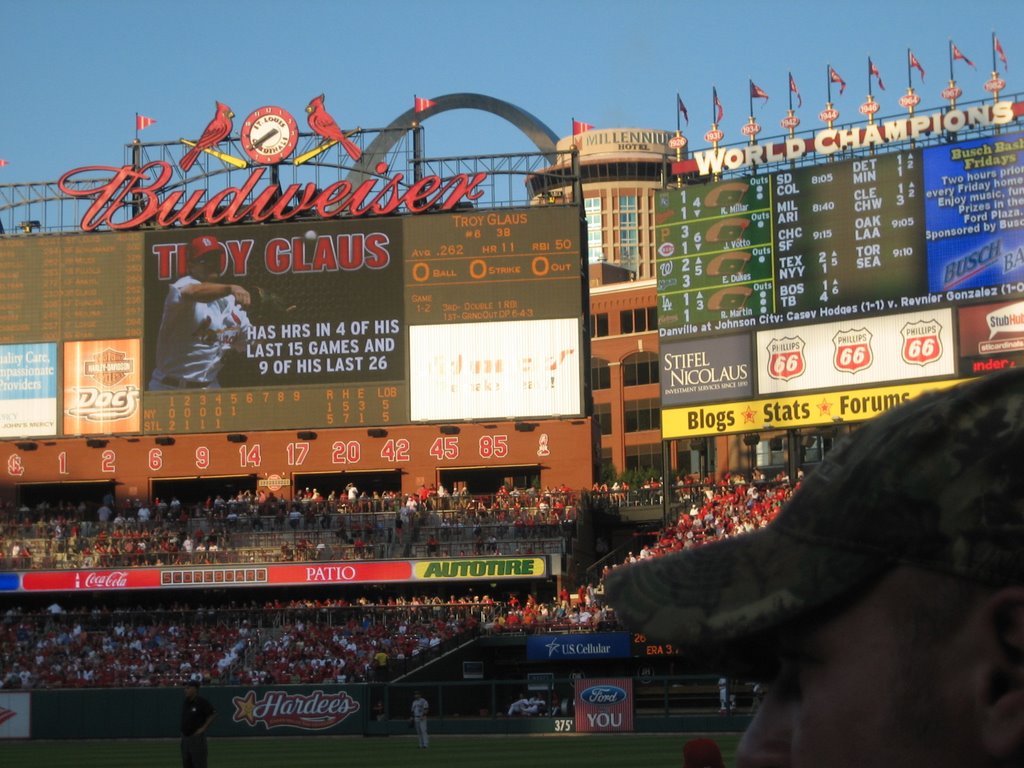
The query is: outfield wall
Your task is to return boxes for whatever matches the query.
[5,680,750,740]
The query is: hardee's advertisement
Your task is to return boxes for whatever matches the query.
[63,339,142,435]
[231,688,361,732]
[662,379,965,438]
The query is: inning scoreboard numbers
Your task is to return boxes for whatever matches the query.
[0,205,583,438]
[656,130,1024,338]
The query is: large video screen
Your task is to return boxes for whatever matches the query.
[0,206,584,437]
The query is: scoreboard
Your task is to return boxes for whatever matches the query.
[657,130,1024,336]
[0,206,584,438]
[658,130,1024,436]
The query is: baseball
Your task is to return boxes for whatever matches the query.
[304,230,317,240]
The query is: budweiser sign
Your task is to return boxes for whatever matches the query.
[76,571,130,589]
[57,162,487,232]
[232,689,360,731]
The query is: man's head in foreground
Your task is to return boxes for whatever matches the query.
[606,369,1024,767]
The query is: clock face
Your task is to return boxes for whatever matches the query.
[241,106,299,165]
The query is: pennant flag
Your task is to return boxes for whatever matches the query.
[789,72,802,108]
[909,49,926,81]
[414,96,437,112]
[572,119,594,135]
[677,93,689,125]
[952,41,976,68]
[713,87,724,123]
[0,159,7,167]
[995,34,1009,71]
[829,66,847,95]
[749,80,769,101]
[135,114,157,131]
[868,57,885,90]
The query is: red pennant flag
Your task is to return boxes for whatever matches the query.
[868,58,885,91]
[713,87,724,123]
[414,96,436,113]
[677,94,689,125]
[0,159,8,167]
[995,34,1009,71]
[572,119,594,136]
[952,41,976,68]
[135,114,157,131]
[909,49,926,81]
[829,66,847,95]
[749,80,769,101]
[789,72,802,108]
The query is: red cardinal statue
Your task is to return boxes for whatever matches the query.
[180,102,234,172]
[306,94,362,161]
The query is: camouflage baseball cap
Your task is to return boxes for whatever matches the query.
[605,368,1024,649]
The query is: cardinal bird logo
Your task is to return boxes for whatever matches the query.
[306,94,362,161]
[180,102,234,172]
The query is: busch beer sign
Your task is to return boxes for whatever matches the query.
[766,336,806,381]
[833,328,873,373]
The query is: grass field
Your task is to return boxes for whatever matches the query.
[4,732,742,768]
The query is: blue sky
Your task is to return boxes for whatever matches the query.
[3,0,1022,182]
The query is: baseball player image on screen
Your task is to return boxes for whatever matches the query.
[149,234,252,391]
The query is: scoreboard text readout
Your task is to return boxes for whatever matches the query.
[0,206,583,437]
[656,131,1024,338]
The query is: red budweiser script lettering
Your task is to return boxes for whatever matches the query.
[232,689,360,731]
[82,571,129,589]
[58,162,488,232]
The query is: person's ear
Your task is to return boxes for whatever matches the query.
[979,587,1024,760]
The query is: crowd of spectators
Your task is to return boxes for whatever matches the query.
[0,589,617,690]
[0,483,580,571]
[597,471,797,582]
[0,473,794,691]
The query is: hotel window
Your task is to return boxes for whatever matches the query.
[618,194,639,272]
[620,307,658,334]
[594,402,612,436]
[585,197,604,262]
[625,443,663,474]
[622,351,658,387]
[624,397,661,433]
[591,357,611,391]
[590,312,609,339]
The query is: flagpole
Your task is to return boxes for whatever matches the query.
[826,64,833,103]
[787,73,793,111]
[992,31,998,72]
[676,94,680,133]
[949,40,955,81]
[907,49,912,89]
[134,112,139,142]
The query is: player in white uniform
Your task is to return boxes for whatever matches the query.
[150,234,251,390]
[410,690,429,748]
